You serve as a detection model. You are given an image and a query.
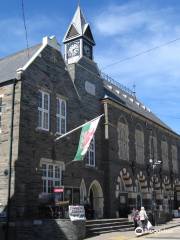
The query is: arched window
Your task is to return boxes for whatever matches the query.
[135,180,141,193]
[116,176,126,192]
[117,117,129,161]
[80,179,87,204]
[172,145,178,174]
[161,137,168,169]
[149,134,157,161]
[135,125,144,164]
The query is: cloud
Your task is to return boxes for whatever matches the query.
[93,2,180,133]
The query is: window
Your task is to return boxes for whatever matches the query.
[0,97,2,131]
[38,90,50,131]
[85,136,95,166]
[135,125,144,164]
[41,163,63,193]
[161,138,168,169]
[149,135,158,161]
[117,118,129,161]
[172,145,178,174]
[56,98,66,134]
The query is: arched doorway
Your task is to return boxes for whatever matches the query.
[88,180,104,218]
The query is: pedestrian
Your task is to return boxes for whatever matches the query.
[139,206,148,231]
[131,208,140,229]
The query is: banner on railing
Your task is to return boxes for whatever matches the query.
[69,205,86,221]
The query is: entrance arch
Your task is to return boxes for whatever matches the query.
[88,180,104,218]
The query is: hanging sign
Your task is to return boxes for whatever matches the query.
[53,187,64,193]
[69,205,86,221]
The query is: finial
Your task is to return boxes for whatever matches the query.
[78,0,80,6]
[133,82,136,97]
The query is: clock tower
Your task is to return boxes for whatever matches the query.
[63,6,95,64]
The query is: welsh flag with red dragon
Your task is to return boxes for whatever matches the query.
[74,117,101,161]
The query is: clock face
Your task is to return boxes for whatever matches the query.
[67,41,80,58]
[83,43,92,59]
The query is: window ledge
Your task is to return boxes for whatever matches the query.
[85,164,97,170]
[36,127,50,133]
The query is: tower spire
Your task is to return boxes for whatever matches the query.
[63,6,95,44]
[63,6,95,63]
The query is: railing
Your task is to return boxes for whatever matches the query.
[100,71,134,96]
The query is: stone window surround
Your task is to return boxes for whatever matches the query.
[117,117,129,161]
[56,97,67,135]
[135,125,144,164]
[172,145,178,173]
[85,136,96,167]
[149,135,158,161]
[37,90,50,131]
[161,138,169,169]
[40,158,65,194]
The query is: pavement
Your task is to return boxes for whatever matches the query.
[85,218,180,240]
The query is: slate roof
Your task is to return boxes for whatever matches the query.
[103,78,172,131]
[0,41,174,132]
[63,6,95,44]
[0,44,41,84]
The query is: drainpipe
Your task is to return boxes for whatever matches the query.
[5,70,22,240]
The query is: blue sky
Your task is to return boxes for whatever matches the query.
[1,0,180,134]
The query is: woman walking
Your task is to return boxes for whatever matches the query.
[139,207,148,231]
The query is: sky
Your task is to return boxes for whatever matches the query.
[0,0,180,134]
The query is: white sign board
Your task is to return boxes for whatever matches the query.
[69,205,86,221]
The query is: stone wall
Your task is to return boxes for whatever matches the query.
[15,45,104,218]
[0,80,21,216]
[102,98,180,217]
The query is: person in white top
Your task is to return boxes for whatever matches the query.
[139,206,148,230]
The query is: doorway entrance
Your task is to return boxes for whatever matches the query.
[88,180,104,218]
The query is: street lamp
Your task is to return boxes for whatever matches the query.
[149,158,162,226]
[148,129,162,226]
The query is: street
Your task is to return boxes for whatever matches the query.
[143,226,180,239]
[85,226,180,240]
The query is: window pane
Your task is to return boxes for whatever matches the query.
[61,119,65,134]
[56,99,60,114]
[61,101,66,116]
[38,110,42,128]
[43,112,49,129]
[44,94,49,110]
[54,181,60,187]
[48,180,53,193]
[55,166,60,178]
[42,164,47,177]
[48,165,53,178]
[56,117,60,133]
[38,92,42,108]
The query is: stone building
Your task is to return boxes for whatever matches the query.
[0,6,180,225]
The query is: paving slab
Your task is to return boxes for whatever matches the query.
[85,218,180,240]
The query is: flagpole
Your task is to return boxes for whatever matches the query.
[55,114,104,142]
